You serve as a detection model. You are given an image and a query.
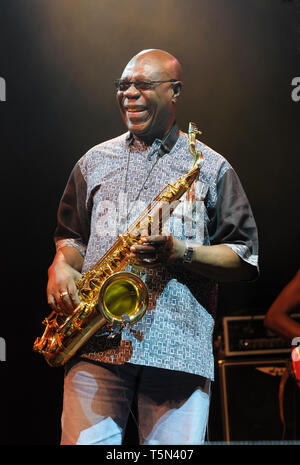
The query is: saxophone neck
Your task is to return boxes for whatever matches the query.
[188,122,204,170]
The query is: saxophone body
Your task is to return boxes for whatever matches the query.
[33,123,204,367]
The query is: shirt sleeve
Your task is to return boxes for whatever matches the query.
[54,163,90,257]
[208,167,259,271]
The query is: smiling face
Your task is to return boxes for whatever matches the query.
[116,50,182,144]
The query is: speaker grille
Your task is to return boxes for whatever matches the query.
[218,358,300,442]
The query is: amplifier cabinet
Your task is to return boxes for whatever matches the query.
[222,314,300,357]
[217,357,300,442]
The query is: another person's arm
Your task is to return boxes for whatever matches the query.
[264,269,300,341]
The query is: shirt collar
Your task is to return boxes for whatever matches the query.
[126,122,179,156]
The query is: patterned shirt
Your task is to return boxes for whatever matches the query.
[55,129,259,381]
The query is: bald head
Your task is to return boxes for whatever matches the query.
[125,49,183,82]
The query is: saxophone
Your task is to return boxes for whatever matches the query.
[33,123,204,367]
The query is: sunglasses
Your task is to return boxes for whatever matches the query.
[114,79,178,91]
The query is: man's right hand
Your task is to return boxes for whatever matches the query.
[47,247,84,315]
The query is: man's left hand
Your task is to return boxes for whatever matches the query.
[130,231,185,268]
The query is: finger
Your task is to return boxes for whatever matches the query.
[133,258,161,269]
[53,293,67,314]
[47,293,57,311]
[60,291,76,314]
[131,242,157,254]
[131,252,158,261]
[150,235,174,254]
[60,291,75,312]
[48,295,64,316]
[54,291,73,315]
[130,247,159,262]
[141,235,170,246]
[67,285,81,307]
[131,243,157,254]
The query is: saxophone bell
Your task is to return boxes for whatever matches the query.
[98,271,148,326]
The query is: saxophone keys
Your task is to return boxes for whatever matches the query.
[70,320,83,331]
[48,334,63,351]
[89,278,101,290]
[42,310,57,326]
[80,287,92,299]
[106,263,115,273]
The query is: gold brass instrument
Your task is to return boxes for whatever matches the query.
[33,123,204,367]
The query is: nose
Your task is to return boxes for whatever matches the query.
[123,83,140,98]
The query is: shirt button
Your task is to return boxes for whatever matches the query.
[144,185,148,190]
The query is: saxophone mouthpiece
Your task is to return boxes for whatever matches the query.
[188,122,204,169]
[188,122,202,137]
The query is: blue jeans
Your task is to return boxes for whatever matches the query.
[61,360,211,445]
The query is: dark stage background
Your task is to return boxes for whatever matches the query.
[0,0,299,445]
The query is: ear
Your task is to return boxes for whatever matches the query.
[172,82,182,102]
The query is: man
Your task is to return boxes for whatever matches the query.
[47,49,259,445]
